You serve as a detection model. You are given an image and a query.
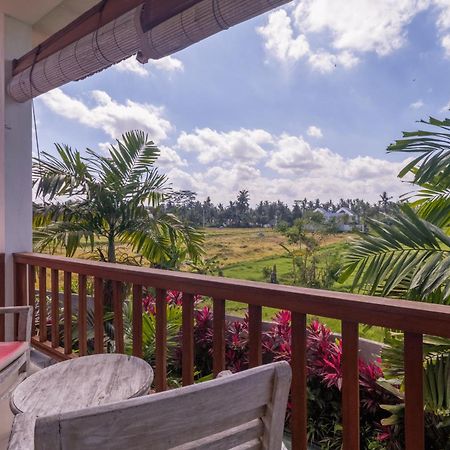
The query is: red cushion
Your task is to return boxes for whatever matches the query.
[0,341,28,371]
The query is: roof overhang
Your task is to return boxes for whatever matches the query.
[7,0,292,102]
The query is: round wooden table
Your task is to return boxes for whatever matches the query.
[10,354,153,416]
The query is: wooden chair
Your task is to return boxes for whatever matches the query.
[0,306,32,398]
[28,361,291,450]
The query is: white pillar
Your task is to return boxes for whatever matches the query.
[0,13,33,318]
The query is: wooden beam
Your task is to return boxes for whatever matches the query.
[13,0,204,76]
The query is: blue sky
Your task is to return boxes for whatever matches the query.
[35,0,450,205]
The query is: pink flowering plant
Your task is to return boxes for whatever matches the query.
[127,294,403,448]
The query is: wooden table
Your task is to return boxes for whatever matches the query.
[10,354,153,416]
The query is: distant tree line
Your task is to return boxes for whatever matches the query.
[163,189,398,229]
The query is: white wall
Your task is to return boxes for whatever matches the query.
[0,13,32,315]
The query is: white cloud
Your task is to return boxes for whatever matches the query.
[307,125,323,138]
[410,99,424,109]
[158,145,187,169]
[149,56,184,72]
[258,0,450,70]
[176,128,273,165]
[442,34,450,57]
[114,58,149,77]
[39,88,173,142]
[257,9,310,63]
[114,55,184,77]
[168,128,409,204]
[441,99,450,112]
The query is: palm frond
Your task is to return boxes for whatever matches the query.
[340,205,450,301]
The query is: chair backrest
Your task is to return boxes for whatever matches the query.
[34,361,291,450]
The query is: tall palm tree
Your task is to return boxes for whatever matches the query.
[340,116,450,303]
[33,130,204,267]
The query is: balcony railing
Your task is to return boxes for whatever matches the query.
[12,252,450,450]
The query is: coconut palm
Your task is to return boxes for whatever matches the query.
[33,130,204,266]
[340,117,450,303]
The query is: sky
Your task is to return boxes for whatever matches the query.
[34,0,450,206]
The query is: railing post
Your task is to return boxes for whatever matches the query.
[63,272,72,355]
[155,288,167,391]
[132,284,143,358]
[14,262,27,307]
[38,267,47,343]
[0,254,4,341]
[342,321,360,450]
[78,274,87,356]
[51,269,59,348]
[248,304,262,368]
[213,297,226,377]
[404,332,424,450]
[182,292,195,386]
[94,277,104,354]
[291,312,307,450]
[112,280,124,354]
[28,265,36,336]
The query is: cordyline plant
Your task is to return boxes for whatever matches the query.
[33,130,204,268]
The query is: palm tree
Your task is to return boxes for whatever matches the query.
[340,116,450,303]
[340,117,450,440]
[33,130,204,267]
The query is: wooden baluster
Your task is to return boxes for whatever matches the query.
[78,274,87,356]
[155,288,167,391]
[404,332,424,450]
[182,293,194,386]
[113,280,124,354]
[132,284,143,358]
[14,263,27,306]
[342,321,360,450]
[38,267,47,342]
[0,254,4,341]
[63,272,72,355]
[51,269,59,348]
[213,297,226,377]
[94,277,104,354]
[248,304,262,368]
[28,265,36,336]
[14,263,27,340]
[291,312,308,450]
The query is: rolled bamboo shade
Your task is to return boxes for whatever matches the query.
[8,0,290,102]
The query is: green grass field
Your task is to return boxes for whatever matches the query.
[202,228,385,342]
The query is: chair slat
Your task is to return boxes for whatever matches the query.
[213,297,226,377]
[182,292,194,386]
[404,332,424,450]
[342,321,360,450]
[291,312,307,450]
[155,288,167,391]
[94,277,104,354]
[51,269,59,348]
[78,275,87,356]
[113,280,124,354]
[63,272,72,355]
[132,284,143,358]
[248,304,262,368]
[38,267,47,343]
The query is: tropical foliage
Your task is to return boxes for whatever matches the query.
[341,116,450,448]
[33,130,203,267]
[341,116,450,303]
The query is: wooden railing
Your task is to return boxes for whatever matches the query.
[13,252,450,450]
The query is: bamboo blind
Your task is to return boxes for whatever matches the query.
[8,0,290,102]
